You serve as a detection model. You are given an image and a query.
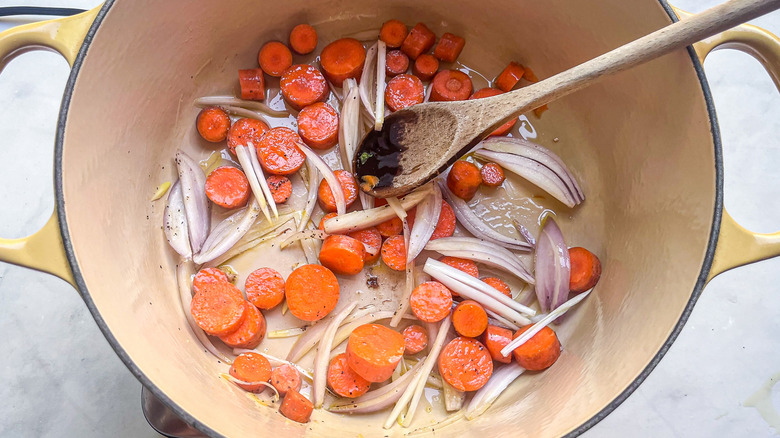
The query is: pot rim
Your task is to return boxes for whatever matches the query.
[53,1,723,436]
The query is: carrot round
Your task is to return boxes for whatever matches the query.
[318,169,358,212]
[480,162,505,187]
[328,353,371,398]
[433,32,465,63]
[410,201,455,240]
[230,352,272,392]
[400,23,436,60]
[193,267,230,295]
[279,390,313,423]
[439,256,479,278]
[385,49,410,77]
[245,267,285,310]
[318,212,338,231]
[469,88,516,136]
[380,19,408,48]
[266,175,292,203]
[402,324,428,355]
[196,106,231,142]
[495,62,525,92]
[256,127,306,175]
[257,41,293,77]
[380,235,407,271]
[347,227,382,264]
[412,54,439,81]
[512,326,561,371]
[205,166,250,209]
[190,282,247,336]
[452,300,488,338]
[385,74,425,111]
[227,117,269,155]
[319,235,366,276]
[482,325,513,364]
[280,64,329,110]
[285,264,339,321]
[297,102,339,150]
[289,24,318,55]
[430,69,473,102]
[238,68,265,101]
[219,302,266,349]
[319,38,366,87]
[409,281,453,323]
[482,277,511,297]
[271,363,302,397]
[346,323,405,383]
[446,160,481,201]
[569,247,602,293]
[438,337,493,392]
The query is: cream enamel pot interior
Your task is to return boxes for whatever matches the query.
[1,2,780,437]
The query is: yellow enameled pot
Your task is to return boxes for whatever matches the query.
[1,2,779,437]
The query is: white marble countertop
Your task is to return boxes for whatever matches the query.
[1,1,778,437]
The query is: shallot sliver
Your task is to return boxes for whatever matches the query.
[535,215,570,312]
[358,42,378,121]
[193,199,261,264]
[298,161,320,232]
[425,236,533,284]
[323,184,433,234]
[328,360,426,414]
[247,143,278,219]
[407,184,442,261]
[175,150,210,253]
[465,362,525,420]
[298,142,347,215]
[164,180,192,258]
[339,78,361,173]
[313,301,358,408]
[235,145,272,222]
[374,40,387,130]
[193,96,287,117]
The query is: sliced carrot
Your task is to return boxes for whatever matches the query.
[385,49,410,77]
[380,235,407,271]
[412,54,439,81]
[482,325,513,364]
[495,61,525,92]
[469,88,516,136]
[318,212,338,231]
[191,282,247,336]
[446,160,481,201]
[431,200,456,240]
[385,74,425,111]
[346,323,405,383]
[319,38,366,87]
[257,41,293,77]
[328,353,371,398]
[230,352,272,392]
[271,363,302,397]
[193,267,230,295]
[384,74,425,111]
[289,24,318,55]
[245,267,286,310]
[227,117,270,155]
[219,302,266,349]
[523,66,540,83]
[374,198,388,207]
[533,104,548,118]
[438,337,493,392]
[347,227,382,264]
[280,64,329,110]
[297,102,339,150]
[439,256,479,278]
[402,324,428,355]
[196,106,231,143]
[452,300,488,338]
[318,169,358,212]
[380,19,408,48]
[433,32,466,63]
[266,175,292,203]
[512,326,561,371]
[482,277,511,297]
[480,162,505,187]
[238,68,265,101]
[430,69,473,102]
[279,390,313,423]
[285,264,340,321]
[256,127,306,175]
[400,23,436,60]
[205,166,251,209]
[319,235,366,276]
[409,281,453,323]
[569,247,602,294]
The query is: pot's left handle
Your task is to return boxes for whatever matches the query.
[0,7,101,289]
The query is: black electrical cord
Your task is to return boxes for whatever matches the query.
[0,6,87,17]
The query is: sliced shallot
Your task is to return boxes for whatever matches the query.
[534,215,570,312]
[194,199,261,264]
[280,229,328,249]
[193,96,287,117]
[298,161,320,232]
[298,142,347,215]
[442,379,465,412]
[235,145,272,222]
[424,236,534,284]
[328,360,426,414]
[407,184,442,261]
[465,362,525,420]
[359,42,378,122]
[164,180,192,258]
[339,78,361,172]
[175,150,210,253]
[374,40,387,130]
[313,301,358,408]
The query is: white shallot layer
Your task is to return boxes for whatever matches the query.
[339,78,361,173]
[163,180,192,258]
[175,150,210,253]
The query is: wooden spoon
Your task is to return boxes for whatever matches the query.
[354,0,780,198]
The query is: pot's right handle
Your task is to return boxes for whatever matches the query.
[673,7,780,282]
[0,7,101,288]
